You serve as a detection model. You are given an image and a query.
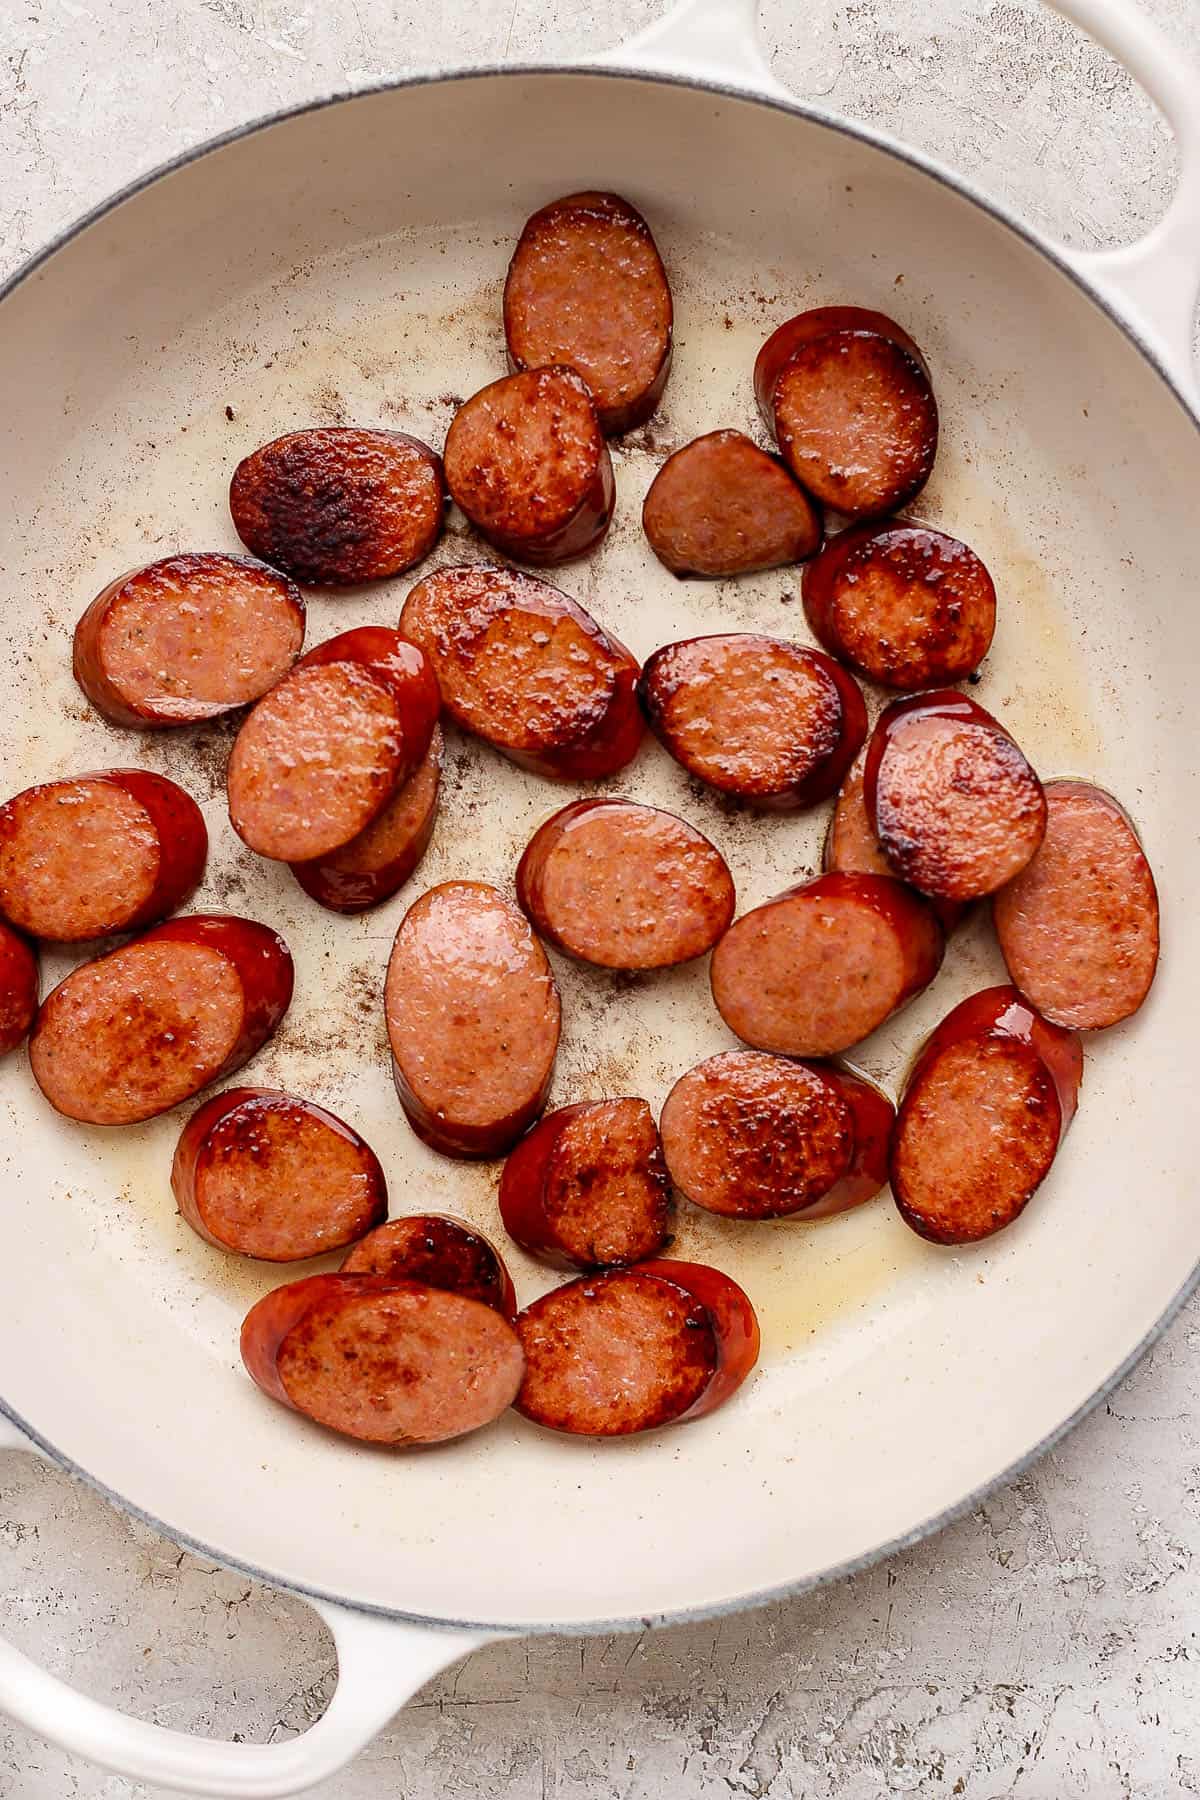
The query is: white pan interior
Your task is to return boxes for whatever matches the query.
[0,71,1196,1632]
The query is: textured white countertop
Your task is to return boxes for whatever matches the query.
[1,1,1198,1794]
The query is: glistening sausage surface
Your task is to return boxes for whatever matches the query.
[290,724,442,914]
[341,1215,517,1319]
[499,1098,672,1270]
[642,431,821,576]
[825,759,967,936]
[0,922,37,1056]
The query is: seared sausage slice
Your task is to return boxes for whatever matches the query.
[711,871,943,1056]
[444,367,614,565]
[660,1049,893,1220]
[172,1087,387,1261]
[227,626,439,862]
[499,1098,672,1270]
[516,798,734,969]
[515,1260,758,1435]
[341,1215,517,1319]
[385,881,561,1159]
[504,191,673,437]
[802,520,995,689]
[290,724,441,915]
[642,431,821,576]
[0,771,206,943]
[30,914,293,1125]
[865,690,1046,900]
[241,1272,524,1445]
[0,922,37,1056]
[400,563,642,780]
[755,307,938,518]
[891,985,1082,1243]
[73,554,305,728]
[993,780,1159,1029]
[638,634,866,810]
[825,759,966,936]
[229,428,445,585]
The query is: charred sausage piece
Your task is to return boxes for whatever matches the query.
[241,1272,524,1444]
[73,554,305,728]
[0,921,38,1056]
[642,431,822,576]
[443,367,614,564]
[290,724,442,915]
[660,1050,893,1220]
[515,1260,758,1435]
[802,519,996,689]
[503,191,673,436]
[825,759,967,936]
[499,1098,672,1270]
[638,634,866,810]
[993,780,1159,1029]
[711,870,944,1056]
[515,798,734,969]
[229,428,445,585]
[400,563,642,780]
[385,881,561,1159]
[754,307,938,518]
[30,914,293,1125]
[865,690,1046,900]
[341,1215,517,1320]
[172,1087,387,1261]
[891,985,1083,1243]
[0,771,207,943]
[227,626,439,862]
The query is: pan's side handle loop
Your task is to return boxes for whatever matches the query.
[593,0,792,101]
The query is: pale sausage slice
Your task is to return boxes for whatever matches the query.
[825,759,967,936]
[290,725,442,915]
[993,780,1159,1029]
[499,1098,672,1270]
[341,1215,517,1319]
[0,922,37,1056]
[642,431,821,576]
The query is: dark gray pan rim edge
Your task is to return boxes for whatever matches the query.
[1,60,1197,1643]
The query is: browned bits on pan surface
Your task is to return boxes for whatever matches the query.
[642,431,821,576]
[342,1216,514,1315]
[229,428,445,585]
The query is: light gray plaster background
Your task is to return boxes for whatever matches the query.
[1,1,1198,1794]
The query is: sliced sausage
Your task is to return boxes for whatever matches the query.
[503,191,673,436]
[515,798,734,969]
[241,1272,524,1445]
[825,759,966,936]
[0,921,37,1056]
[443,367,614,564]
[30,914,293,1126]
[400,563,642,780]
[499,1098,672,1270]
[341,1215,517,1319]
[0,771,207,943]
[711,870,944,1056]
[290,724,441,915]
[227,626,439,862]
[172,1087,387,1261]
[642,431,822,576]
[864,690,1047,900]
[660,1050,893,1220]
[638,634,866,810]
[993,780,1159,1029]
[515,1260,758,1436]
[229,428,445,585]
[891,985,1083,1243]
[802,519,995,689]
[385,881,561,1159]
[754,307,938,518]
[73,553,305,728]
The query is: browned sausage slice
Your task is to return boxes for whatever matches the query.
[0,921,37,1056]
[642,431,822,576]
[499,1098,672,1270]
[891,985,1083,1243]
[825,759,966,936]
[172,1087,387,1260]
[73,554,305,728]
[290,724,442,914]
[710,870,944,1056]
[341,1215,517,1319]
[992,780,1159,1028]
[503,191,673,436]
[865,690,1046,900]
[443,367,614,564]
[385,881,561,1159]
[30,914,293,1125]
[638,634,866,810]
[400,563,642,780]
[0,771,207,942]
[515,798,734,969]
[229,428,445,585]
[802,520,995,688]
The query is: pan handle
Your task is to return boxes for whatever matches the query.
[0,1416,500,1797]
